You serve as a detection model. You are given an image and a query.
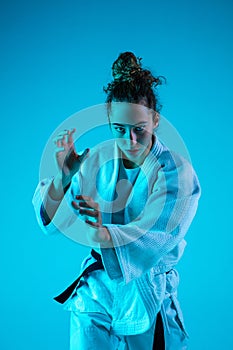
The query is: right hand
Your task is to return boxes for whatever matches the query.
[53,128,89,184]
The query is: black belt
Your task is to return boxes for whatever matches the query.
[54,249,104,304]
[54,249,171,304]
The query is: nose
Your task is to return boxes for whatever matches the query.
[130,129,137,143]
[124,128,137,144]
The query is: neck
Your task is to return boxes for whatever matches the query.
[123,159,139,169]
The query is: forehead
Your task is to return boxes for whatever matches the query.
[109,102,152,124]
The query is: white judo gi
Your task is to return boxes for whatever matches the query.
[32,136,201,349]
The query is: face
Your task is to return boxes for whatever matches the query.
[109,102,158,167]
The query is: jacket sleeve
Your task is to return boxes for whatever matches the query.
[32,175,81,236]
[32,177,59,235]
[101,155,201,284]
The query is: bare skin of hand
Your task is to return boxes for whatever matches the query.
[49,128,90,201]
[71,195,111,245]
[53,128,89,184]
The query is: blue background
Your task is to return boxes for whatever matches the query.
[1,0,233,349]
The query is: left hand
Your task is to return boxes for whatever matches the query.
[71,195,111,244]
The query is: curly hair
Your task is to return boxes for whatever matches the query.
[103,52,166,116]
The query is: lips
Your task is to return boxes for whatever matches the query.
[126,149,140,153]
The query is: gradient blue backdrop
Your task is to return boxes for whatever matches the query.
[1,0,232,349]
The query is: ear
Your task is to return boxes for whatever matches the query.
[153,112,160,129]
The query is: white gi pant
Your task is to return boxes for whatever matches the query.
[66,269,189,350]
[69,296,189,350]
[70,311,156,349]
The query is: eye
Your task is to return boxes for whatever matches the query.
[134,126,145,133]
[114,126,126,133]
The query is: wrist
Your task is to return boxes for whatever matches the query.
[49,174,70,201]
[99,227,112,247]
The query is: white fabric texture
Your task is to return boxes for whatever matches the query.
[32,136,201,341]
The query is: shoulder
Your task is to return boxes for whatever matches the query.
[153,138,201,196]
[155,138,194,175]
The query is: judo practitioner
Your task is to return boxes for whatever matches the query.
[33,51,201,349]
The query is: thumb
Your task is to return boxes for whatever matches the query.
[78,148,90,162]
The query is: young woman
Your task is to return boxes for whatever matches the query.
[33,52,201,349]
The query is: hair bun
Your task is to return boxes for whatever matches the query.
[112,52,142,81]
[104,51,166,113]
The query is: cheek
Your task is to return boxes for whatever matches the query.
[137,131,152,145]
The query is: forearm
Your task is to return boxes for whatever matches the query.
[49,171,73,199]
[43,174,71,224]
[32,177,61,234]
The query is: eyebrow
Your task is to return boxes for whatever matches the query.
[112,122,148,126]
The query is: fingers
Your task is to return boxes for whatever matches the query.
[80,208,99,218]
[67,128,76,143]
[78,148,90,161]
[53,128,76,146]
[75,195,99,210]
[72,195,101,224]
[53,130,90,166]
[54,146,65,153]
[85,219,101,228]
[71,200,98,217]
[53,131,68,143]
[71,196,110,244]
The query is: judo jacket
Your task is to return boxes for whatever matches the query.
[32,136,201,338]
